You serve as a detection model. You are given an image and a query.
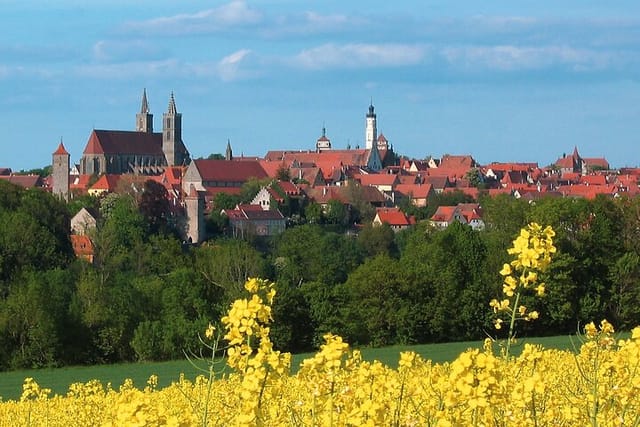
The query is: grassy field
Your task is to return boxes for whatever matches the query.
[0,334,581,401]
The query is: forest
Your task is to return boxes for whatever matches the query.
[1,178,640,370]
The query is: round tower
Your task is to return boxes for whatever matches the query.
[365,102,377,149]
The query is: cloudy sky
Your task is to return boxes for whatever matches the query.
[2,0,640,170]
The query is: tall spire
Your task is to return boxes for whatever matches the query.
[136,88,153,132]
[168,91,177,114]
[226,139,233,161]
[140,88,149,113]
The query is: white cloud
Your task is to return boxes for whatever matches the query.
[441,45,618,72]
[75,59,182,79]
[217,49,253,82]
[293,43,426,70]
[121,1,262,35]
[92,40,162,62]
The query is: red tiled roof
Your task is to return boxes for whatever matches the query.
[53,142,69,155]
[0,175,43,188]
[395,183,433,199]
[439,154,477,169]
[70,174,92,191]
[90,174,121,191]
[558,184,617,199]
[354,173,398,186]
[584,158,610,169]
[83,130,165,156]
[581,175,607,186]
[71,234,94,258]
[375,207,412,226]
[431,206,458,222]
[194,159,268,182]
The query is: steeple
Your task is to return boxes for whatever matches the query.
[226,139,233,161]
[163,92,186,166]
[365,100,377,149]
[168,92,177,114]
[136,88,153,133]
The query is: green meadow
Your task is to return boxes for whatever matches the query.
[0,334,581,401]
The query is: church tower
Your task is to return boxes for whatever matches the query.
[316,125,331,152]
[225,139,233,161]
[163,92,184,166]
[52,141,70,201]
[136,88,153,133]
[365,102,377,149]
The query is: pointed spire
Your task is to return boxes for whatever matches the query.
[322,122,326,138]
[53,139,69,155]
[141,88,149,113]
[168,92,177,114]
[226,139,233,161]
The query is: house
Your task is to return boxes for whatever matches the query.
[71,208,97,235]
[222,204,286,237]
[353,172,399,193]
[182,159,269,200]
[394,183,434,207]
[0,174,43,189]
[70,234,95,264]
[88,174,122,196]
[372,207,415,231]
[430,206,467,228]
[430,203,485,230]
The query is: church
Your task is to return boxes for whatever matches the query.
[79,90,190,175]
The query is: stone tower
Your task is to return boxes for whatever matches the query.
[185,184,205,244]
[163,92,184,166]
[136,88,153,133]
[52,141,70,201]
[365,101,377,149]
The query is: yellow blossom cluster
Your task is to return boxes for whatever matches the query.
[3,321,640,425]
[490,223,556,357]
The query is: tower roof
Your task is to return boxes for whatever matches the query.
[140,88,150,113]
[53,142,69,155]
[168,92,177,114]
[367,102,376,117]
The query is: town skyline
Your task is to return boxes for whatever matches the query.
[2,1,640,170]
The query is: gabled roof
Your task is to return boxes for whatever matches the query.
[354,173,398,187]
[439,154,477,169]
[395,183,433,199]
[584,157,610,170]
[430,206,459,223]
[194,159,268,182]
[83,130,164,156]
[581,175,607,186]
[89,174,121,192]
[374,207,413,227]
[557,184,617,199]
[0,174,43,188]
[71,234,94,259]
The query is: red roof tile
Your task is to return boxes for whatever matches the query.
[194,159,268,182]
[53,142,69,155]
[83,130,165,156]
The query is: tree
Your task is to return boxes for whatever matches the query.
[138,180,171,235]
[275,165,291,181]
[357,223,397,257]
[194,239,267,302]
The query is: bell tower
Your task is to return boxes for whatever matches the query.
[163,92,184,166]
[136,88,153,133]
[365,101,377,149]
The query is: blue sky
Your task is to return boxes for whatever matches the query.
[2,0,640,170]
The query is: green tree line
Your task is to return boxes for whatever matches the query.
[1,179,640,369]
